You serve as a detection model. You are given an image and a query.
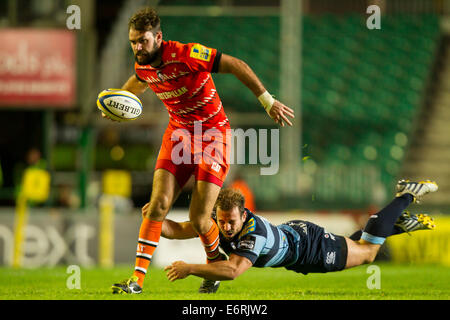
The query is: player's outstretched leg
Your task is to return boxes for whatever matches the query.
[349,210,436,240]
[396,179,438,203]
[361,179,437,244]
[345,179,438,269]
[394,211,436,234]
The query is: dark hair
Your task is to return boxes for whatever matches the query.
[214,188,246,216]
[128,7,161,33]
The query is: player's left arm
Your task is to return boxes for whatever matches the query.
[217,53,295,127]
[165,253,252,281]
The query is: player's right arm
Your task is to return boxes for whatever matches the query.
[101,74,148,120]
[218,53,294,127]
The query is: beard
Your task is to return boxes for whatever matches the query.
[134,40,160,65]
[135,49,158,65]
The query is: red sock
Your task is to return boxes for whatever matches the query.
[132,219,163,287]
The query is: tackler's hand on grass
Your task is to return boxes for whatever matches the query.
[165,261,190,281]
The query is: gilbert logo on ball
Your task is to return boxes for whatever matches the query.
[97,89,143,121]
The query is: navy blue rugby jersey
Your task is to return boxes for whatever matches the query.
[214,209,300,268]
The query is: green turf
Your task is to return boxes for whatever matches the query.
[0,263,449,300]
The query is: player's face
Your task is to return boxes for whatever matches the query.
[216,207,247,240]
[129,28,162,65]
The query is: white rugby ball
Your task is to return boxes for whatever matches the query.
[97,89,142,121]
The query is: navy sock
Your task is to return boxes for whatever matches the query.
[349,229,363,241]
[361,194,413,244]
[390,225,406,236]
[349,225,406,241]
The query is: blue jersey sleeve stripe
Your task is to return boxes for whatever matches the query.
[254,224,280,267]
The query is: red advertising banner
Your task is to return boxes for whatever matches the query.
[0,29,76,108]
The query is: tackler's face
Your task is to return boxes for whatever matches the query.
[129,28,162,65]
[216,206,247,240]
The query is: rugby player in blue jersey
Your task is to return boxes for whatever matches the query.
[162,179,437,293]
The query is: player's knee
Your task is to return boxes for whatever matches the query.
[146,195,171,220]
[190,214,212,234]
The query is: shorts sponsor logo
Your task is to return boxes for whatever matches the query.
[211,162,221,173]
[326,251,336,265]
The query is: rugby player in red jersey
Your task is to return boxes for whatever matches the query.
[107,7,294,294]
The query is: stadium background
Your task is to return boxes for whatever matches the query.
[0,0,449,285]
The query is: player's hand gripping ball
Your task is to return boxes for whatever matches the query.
[97,89,142,122]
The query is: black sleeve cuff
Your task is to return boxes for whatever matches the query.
[211,51,222,73]
[135,73,147,83]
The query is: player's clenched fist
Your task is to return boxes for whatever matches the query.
[165,261,190,281]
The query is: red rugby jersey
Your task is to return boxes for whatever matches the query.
[135,40,230,132]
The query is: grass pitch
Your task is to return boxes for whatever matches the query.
[0,263,449,300]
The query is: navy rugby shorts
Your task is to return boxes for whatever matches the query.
[283,220,348,275]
